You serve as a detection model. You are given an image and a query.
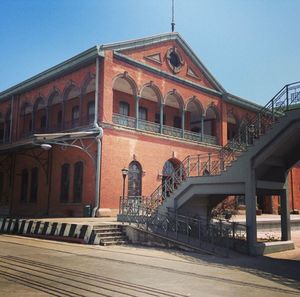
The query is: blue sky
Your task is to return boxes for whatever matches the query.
[0,0,299,105]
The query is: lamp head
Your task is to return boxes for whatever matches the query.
[121,168,129,178]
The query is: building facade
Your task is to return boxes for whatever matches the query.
[0,33,299,218]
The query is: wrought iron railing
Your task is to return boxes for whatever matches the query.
[113,113,219,146]
[138,119,160,133]
[163,125,182,138]
[112,113,136,128]
[184,130,217,145]
[118,206,247,252]
[119,82,300,217]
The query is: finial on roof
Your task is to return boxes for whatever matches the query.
[171,0,175,32]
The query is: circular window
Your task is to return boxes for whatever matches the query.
[166,48,184,73]
[169,52,181,68]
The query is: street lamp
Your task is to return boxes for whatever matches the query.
[121,168,129,200]
[120,168,129,215]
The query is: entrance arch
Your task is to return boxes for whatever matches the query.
[127,161,142,197]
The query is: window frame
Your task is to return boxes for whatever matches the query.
[119,101,130,116]
[30,167,38,203]
[60,163,70,203]
[73,161,84,203]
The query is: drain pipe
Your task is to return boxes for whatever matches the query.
[92,51,103,217]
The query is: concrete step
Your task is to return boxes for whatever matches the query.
[100,239,129,246]
[100,235,128,241]
[92,224,129,246]
[93,225,122,231]
[95,232,123,237]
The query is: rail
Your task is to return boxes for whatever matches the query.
[118,205,247,253]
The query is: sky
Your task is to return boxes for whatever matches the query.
[0,0,299,105]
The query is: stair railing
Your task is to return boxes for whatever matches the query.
[119,82,300,217]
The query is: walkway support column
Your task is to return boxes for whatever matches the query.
[245,168,257,255]
[280,188,291,241]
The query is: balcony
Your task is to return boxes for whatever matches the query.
[19,116,95,140]
[112,113,218,145]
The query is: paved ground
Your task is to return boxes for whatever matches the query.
[0,233,299,297]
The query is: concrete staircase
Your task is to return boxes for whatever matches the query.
[92,224,129,246]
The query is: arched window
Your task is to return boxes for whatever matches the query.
[0,172,4,203]
[119,101,130,116]
[57,110,62,128]
[40,115,47,130]
[20,168,29,203]
[30,167,38,203]
[73,161,83,203]
[72,106,80,127]
[60,163,70,203]
[138,107,148,121]
[227,113,238,141]
[87,101,95,124]
[4,109,11,142]
[162,158,182,197]
[204,106,218,137]
[127,161,142,197]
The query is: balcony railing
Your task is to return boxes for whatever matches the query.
[112,113,218,145]
[163,125,182,138]
[112,113,136,128]
[138,119,160,133]
[18,116,95,139]
[184,130,217,145]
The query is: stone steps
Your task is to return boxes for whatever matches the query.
[92,224,130,246]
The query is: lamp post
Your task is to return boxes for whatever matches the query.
[121,168,129,199]
[120,168,129,215]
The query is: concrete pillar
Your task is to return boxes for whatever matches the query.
[135,95,140,129]
[160,103,164,134]
[245,169,257,255]
[280,189,291,241]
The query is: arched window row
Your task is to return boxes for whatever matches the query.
[113,87,220,144]
[18,98,96,137]
[60,161,84,204]
[20,167,39,203]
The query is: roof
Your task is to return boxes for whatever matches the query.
[0,32,262,112]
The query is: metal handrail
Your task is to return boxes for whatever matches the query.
[125,82,300,216]
[118,204,248,251]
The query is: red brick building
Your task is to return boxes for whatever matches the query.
[0,33,299,217]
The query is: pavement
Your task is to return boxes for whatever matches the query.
[0,233,299,297]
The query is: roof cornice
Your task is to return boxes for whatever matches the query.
[0,46,101,100]
[113,52,222,97]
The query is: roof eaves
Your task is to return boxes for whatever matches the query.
[0,46,101,100]
[225,93,262,112]
[100,32,178,51]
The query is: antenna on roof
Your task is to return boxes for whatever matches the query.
[171,0,175,32]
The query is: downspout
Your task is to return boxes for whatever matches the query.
[92,49,104,217]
